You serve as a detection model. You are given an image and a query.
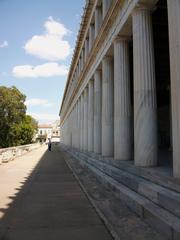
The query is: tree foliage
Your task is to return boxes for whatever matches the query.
[0,86,38,148]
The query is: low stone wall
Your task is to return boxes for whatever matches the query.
[0,143,41,164]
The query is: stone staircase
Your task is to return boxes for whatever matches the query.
[62,145,180,240]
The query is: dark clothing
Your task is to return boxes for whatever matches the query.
[48,142,51,151]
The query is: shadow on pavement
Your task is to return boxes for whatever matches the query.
[0,147,112,240]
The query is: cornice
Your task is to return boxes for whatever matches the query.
[59,0,96,116]
[60,0,124,125]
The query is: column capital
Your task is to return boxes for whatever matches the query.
[103,55,113,61]
[88,78,94,84]
[90,23,95,28]
[113,35,131,43]
[84,86,88,94]
[95,68,102,73]
[133,2,156,13]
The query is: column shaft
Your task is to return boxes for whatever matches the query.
[102,0,112,19]
[72,109,74,147]
[80,94,84,150]
[114,38,132,160]
[94,70,102,154]
[167,0,180,177]
[95,6,102,38]
[133,7,157,166]
[75,104,77,148]
[81,50,84,71]
[85,39,89,61]
[89,24,95,51]
[102,56,114,156]
[88,80,94,152]
[77,99,81,149]
[83,88,88,151]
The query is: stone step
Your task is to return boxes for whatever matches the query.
[65,151,164,240]
[100,155,180,194]
[64,147,180,239]
[74,150,180,219]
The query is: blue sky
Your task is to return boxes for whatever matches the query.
[0,0,84,123]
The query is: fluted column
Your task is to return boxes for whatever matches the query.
[83,47,86,66]
[75,70,77,83]
[80,94,84,151]
[83,88,88,151]
[133,6,157,167]
[89,24,95,51]
[75,103,78,148]
[114,37,132,160]
[78,58,81,76]
[74,106,77,148]
[81,50,84,71]
[78,59,81,76]
[88,80,94,152]
[95,6,102,38]
[102,56,114,156]
[85,38,89,62]
[72,108,74,147]
[77,99,81,150]
[102,0,112,19]
[167,0,180,177]
[94,70,102,154]
[71,111,74,147]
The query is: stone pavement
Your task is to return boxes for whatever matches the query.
[0,146,113,240]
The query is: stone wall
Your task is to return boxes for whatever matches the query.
[0,143,41,164]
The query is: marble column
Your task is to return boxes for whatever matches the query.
[167,0,180,177]
[114,37,132,160]
[79,59,81,76]
[133,6,157,167]
[78,59,81,76]
[102,56,114,156]
[95,6,102,38]
[102,0,112,19]
[71,109,74,147]
[75,104,78,148]
[71,111,73,147]
[85,38,89,62]
[69,114,72,147]
[74,107,77,148]
[77,99,81,149]
[81,50,84,71]
[74,70,77,83]
[83,88,88,151]
[94,70,102,154]
[88,79,94,152]
[83,47,86,66]
[89,24,95,51]
[80,94,84,151]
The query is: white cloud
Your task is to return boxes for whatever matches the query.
[28,112,58,123]
[0,41,8,48]
[24,17,71,61]
[25,98,54,107]
[12,62,68,78]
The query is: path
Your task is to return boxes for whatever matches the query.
[0,146,112,240]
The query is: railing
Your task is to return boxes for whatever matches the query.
[0,143,41,164]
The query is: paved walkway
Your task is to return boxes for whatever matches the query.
[0,146,112,240]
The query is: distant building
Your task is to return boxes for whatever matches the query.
[51,120,60,138]
[36,120,60,143]
[36,124,52,143]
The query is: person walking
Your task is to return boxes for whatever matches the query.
[48,139,51,151]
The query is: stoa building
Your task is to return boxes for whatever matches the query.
[59,0,180,238]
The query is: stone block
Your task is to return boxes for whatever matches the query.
[158,190,180,218]
[143,208,172,240]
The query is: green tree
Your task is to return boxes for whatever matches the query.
[18,115,38,145]
[0,86,37,148]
